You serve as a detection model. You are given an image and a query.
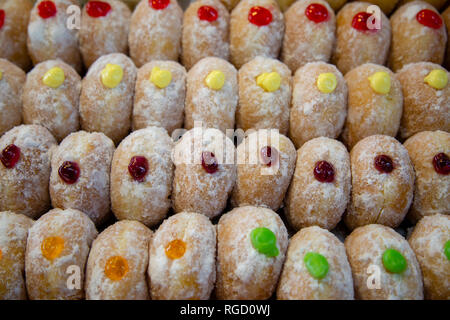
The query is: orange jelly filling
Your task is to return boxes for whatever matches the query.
[41,236,65,261]
[165,239,186,260]
[105,256,129,281]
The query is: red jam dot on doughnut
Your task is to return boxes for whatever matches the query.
[433,153,450,175]
[86,1,111,18]
[351,12,373,32]
[260,146,279,167]
[198,6,218,22]
[248,6,272,26]
[314,161,335,183]
[128,156,149,182]
[201,151,218,174]
[305,3,329,23]
[416,9,442,29]
[150,0,170,10]
[374,155,394,174]
[38,1,57,19]
[0,10,5,30]
[1,144,21,169]
[58,161,80,184]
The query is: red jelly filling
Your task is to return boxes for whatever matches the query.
[314,161,335,183]
[198,5,218,22]
[305,3,329,23]
[38,1,57,19]
[0,144,21,169]
[416,9,442,29]
[0,10,5,30]
[374,155,394,174]
[201,151,218,174]
[351,12,374,32]
[433,153,449,175]
[86,1,111,18]
[248,6,272,26]
[128,156,149,182]
[260,146,278,167]
[58,161,80,184]
[150,0,170,10]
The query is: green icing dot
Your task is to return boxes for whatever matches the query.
[382,249,407,273]
[250,227,279,257]
[304,252,329,280]
[444,241,450,261]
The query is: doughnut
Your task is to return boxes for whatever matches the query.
[0,0,33,70]
[389,1,447,72]
[0,59,26,137]
[182,0,230,70]
[49,131,115,226]
[444,6,450,70]
[403,131,449,223]
[398,0,447,10]
[345,224,423,300]
[285,137,351,231]
[111,127,174,227]
[0,125,56,218]
[27,0,82,73]
[289,62,347,149]
[185,57,238,133]
[132,60,186,134]
[79,0,131,68]
[172,127,236,219]
[396,62,450,140]
[128,0,183,68]
[345,135,415,230]
[324,0,347,11]
[216,206,288,299]
[281,0,336,72]
[148,212,216,300]
[277,226,354,300]
[364,0,399,14]
[25,208,98,300]
[22,60,81,142]
[0,211,34,300]
[230,0,284,69]
[332,2,391,75]
[80,53,137,144]
[85,220,152,300]
[342,63,403,150]
[231,129,296,211]
[408,214,450,300]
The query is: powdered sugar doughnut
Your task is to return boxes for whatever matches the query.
[0,211,34,300]
[230,0,284,69]
[399,0,447,14]
[49,131,114,226]
[289,62,347,149]
[185,57,238,133]
[80,53,137,144]
[132,60,186,134]
[25,208,97,300]
[0,59,25,137]
[149,212,216,300]
[403,131,449,223]
[444,7,450,69]
[22,60,81,142]
[277,226,354,300]
[129,0,183,68]
[182,0,230,70]
[345,135,415,230]
[285,137,351,231]
[345,224,423,300]
[79,0,131,68]
[85,220,152,300]
[236,56,291,135]
[0,125,56,218]
[111,127,174,227]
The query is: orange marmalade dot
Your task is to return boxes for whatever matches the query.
[41,236,65,261]
[105,256,129,281]
[165,239,186,260]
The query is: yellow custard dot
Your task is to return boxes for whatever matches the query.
[41,236,65,261]
[205,70,225,90]
[317,73,337,94]
[101,64,123,89]
[424,69,448,90]
[43,67,65,89]
[150,66,172,89]
[165,239,186,260]
[368,71,391,94]
[104,256,129,281]
[256,72,281,92]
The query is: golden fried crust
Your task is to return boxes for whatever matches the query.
[398,0,447,11]
[220,0,241,11]
[25,208,98,300]
[22,60,81,142]
[216,206,288,299]
[345,224,423,300]
[149,212,216,300]
[324,0,347,11]
[403,131,450,223]
[342,63,403,150]
[85,220,152,300]
[444,7,450,70]
[277,226,354,300]
[363,0,399,14]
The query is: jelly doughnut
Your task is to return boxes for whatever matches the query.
[132,60,186,134]
[285,137,351,231]
[148,212,216,300]
[281,0,336,72]
[345,224,423,300]
[216,206,288,299]
[85,220,152,300]
[111,127,174,227]
[22,60,81,142]
[185,57,238,133]
[444,6,450,70]
[289,62,347,149]
[0,125,56,218]
[399,0,447,10]
[325,0,347,11]
[182,0,230,70]
[49,131,115,226]
[277,226,354,300]
[230,0,284,68]
[129,0,183,67]
[403,131,449,223]
[345,135,415,230]
[25,208,98,300]
[80,53,137,144]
